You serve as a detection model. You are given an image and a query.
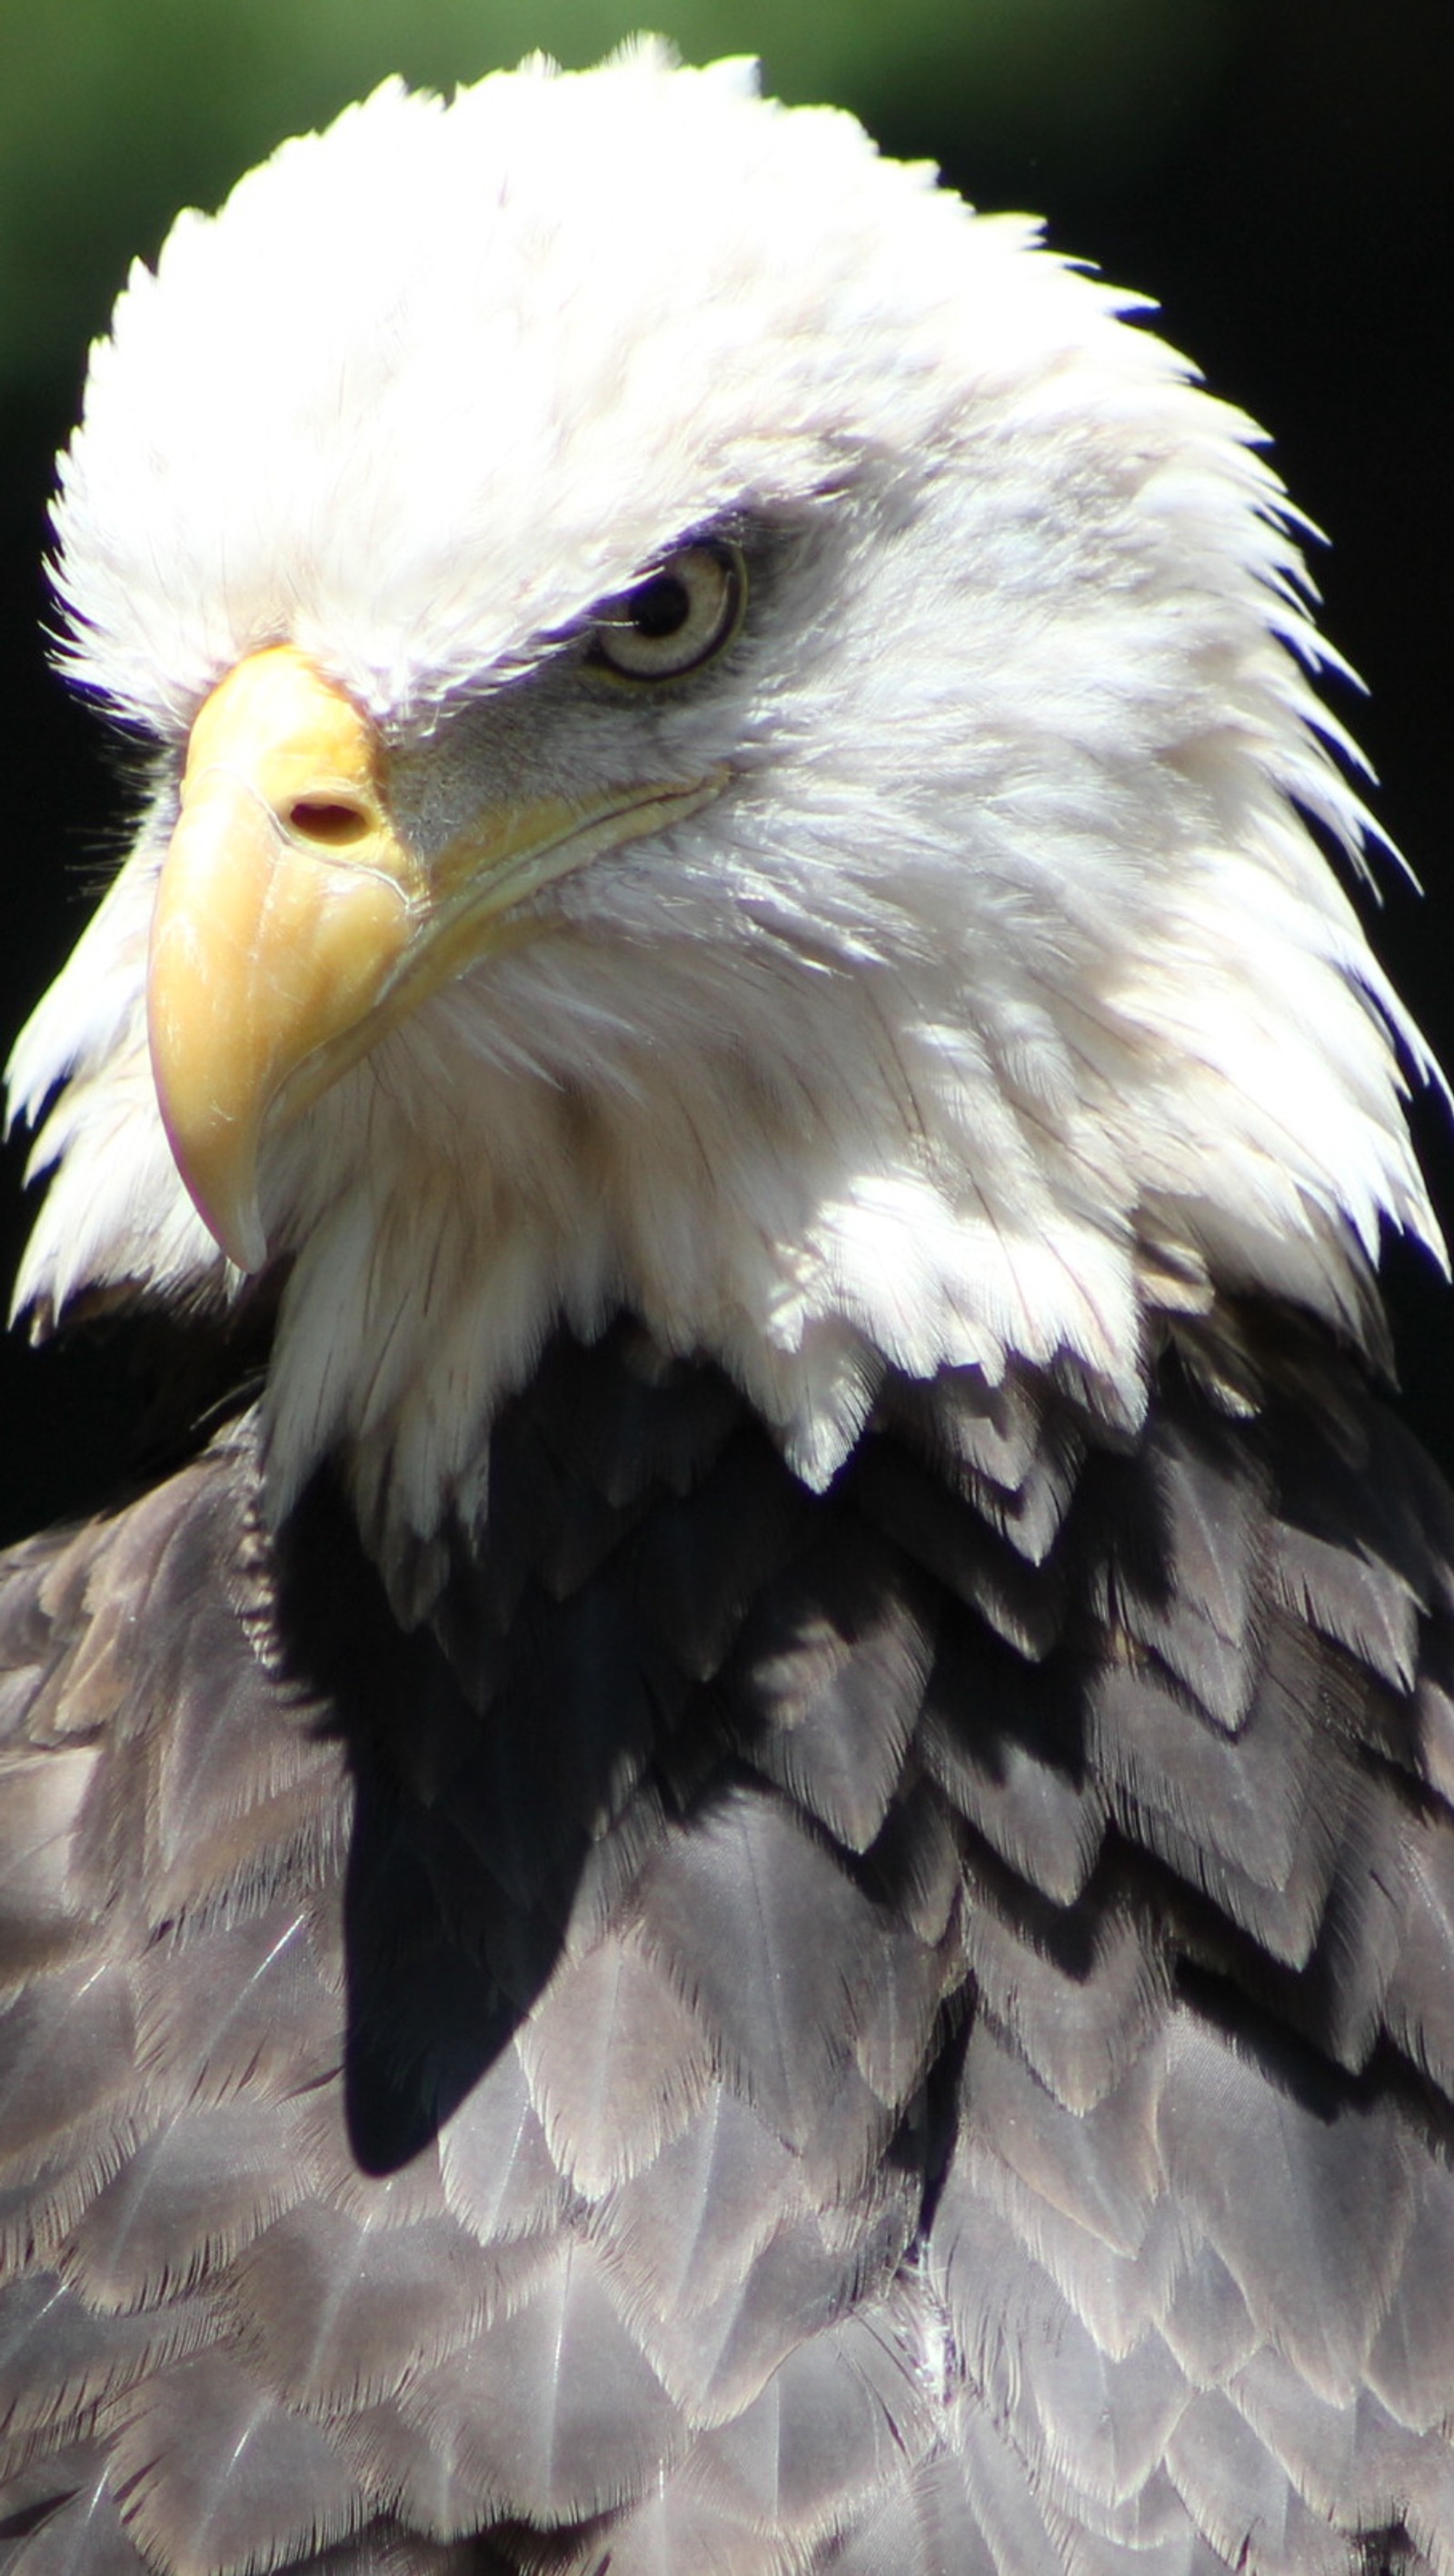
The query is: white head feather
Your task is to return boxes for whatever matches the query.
[8,42,1439,1594]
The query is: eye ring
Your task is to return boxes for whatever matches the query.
[587,540,746,682]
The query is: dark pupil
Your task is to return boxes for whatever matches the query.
[630,572,692,639]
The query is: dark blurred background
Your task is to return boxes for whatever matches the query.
[0,0,1449,1540]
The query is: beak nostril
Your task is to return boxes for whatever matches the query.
[288,798,371,847]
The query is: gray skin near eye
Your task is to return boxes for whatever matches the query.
[590,541,744,679]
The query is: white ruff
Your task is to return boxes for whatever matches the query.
[8,43,1440,1604]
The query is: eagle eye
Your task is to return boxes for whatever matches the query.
[588,540,745,681]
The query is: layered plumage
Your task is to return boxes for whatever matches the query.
[2,41,1453,2576]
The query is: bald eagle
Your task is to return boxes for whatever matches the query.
[3,41,1453,2576]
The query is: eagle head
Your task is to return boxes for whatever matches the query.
[7,43,1437,1606]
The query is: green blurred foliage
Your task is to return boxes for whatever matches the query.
[0,0,1236,396]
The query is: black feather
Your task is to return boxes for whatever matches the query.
[3,1322,1454,2572]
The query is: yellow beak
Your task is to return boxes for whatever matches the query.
[147,646,720,1270]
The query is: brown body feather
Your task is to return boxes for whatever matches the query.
[2,1314,1453,2575]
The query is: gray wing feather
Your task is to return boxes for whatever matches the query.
[4,1325,1454,2573]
